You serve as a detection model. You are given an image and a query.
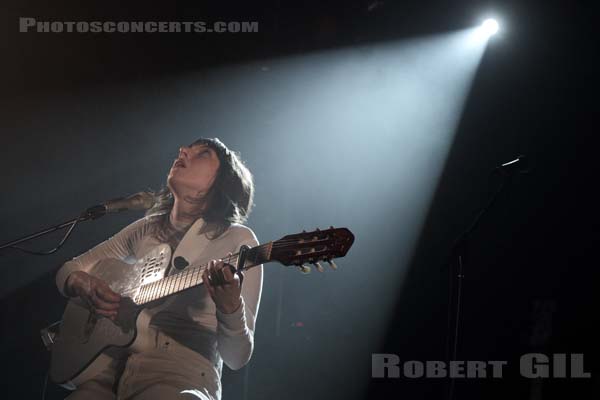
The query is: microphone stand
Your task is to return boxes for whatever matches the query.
[0,206,108,256]
[445,167,521,400]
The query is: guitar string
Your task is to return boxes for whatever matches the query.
[162,237,339,286]
[135,236,345,304]
[142,238,340,295]
[270,235,342,246]
[146,236,340,291]
[136,252,243,304]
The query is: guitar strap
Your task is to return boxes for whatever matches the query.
[171,217,212,273]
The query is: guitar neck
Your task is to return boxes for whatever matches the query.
[132,226,355,306]
[133,242,272,305]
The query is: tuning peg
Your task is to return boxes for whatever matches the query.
[326,259,337,270]
[313,262,324,272]
[298,264,311,274]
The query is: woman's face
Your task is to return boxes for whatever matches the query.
[167,143,221,199]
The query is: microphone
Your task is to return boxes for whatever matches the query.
[495,155,529,175]
[103,192,155,213]
[84,192,155,219]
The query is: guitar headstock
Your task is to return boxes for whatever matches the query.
[269,227,355,273]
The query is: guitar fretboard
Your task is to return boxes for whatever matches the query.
[133,242,272,305]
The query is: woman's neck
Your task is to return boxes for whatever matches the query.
[169,195,205,230]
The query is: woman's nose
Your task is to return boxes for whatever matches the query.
[179,147,189,157]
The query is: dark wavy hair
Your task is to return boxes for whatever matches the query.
[145,137,254,242]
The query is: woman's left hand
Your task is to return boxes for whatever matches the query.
[202,256,243,314]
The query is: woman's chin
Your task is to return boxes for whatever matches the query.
[166,175,180,191]
[167,177,197,197]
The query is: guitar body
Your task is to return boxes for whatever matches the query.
[50,244,172,385]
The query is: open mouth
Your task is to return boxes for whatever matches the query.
[174,159,186,168]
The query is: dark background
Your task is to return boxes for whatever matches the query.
[1,1,597,399]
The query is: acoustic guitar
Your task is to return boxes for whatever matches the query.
[49,227,355,386]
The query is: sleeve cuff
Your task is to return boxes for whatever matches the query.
[55,261,80,297]
[216,298,248,335]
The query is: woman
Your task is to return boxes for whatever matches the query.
[56,138,263,400]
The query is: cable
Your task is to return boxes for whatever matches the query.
[41,370,49,400]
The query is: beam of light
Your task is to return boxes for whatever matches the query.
[139,28,490,396]
[1,25,494,399]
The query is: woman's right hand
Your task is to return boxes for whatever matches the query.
[66,271,121,320]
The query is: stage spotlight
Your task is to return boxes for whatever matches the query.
[480,18,499,37]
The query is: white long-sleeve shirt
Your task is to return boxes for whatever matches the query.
[55,215,263,372]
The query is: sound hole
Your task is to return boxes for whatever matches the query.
[141,256,164,281]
